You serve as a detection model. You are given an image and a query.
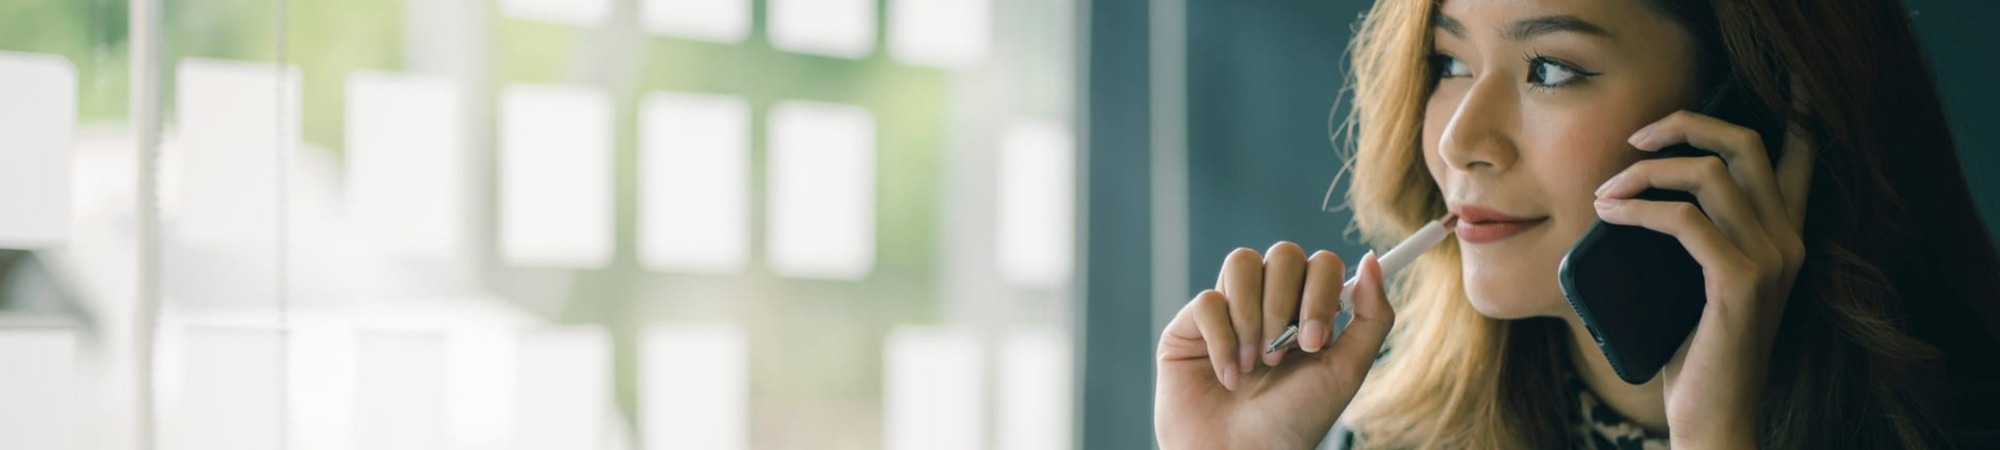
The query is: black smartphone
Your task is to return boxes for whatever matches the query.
[1558,81,1784,384]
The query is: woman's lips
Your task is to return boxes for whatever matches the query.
[1452,206,1549,244]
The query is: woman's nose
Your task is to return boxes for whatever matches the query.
[1436,77,1520,172]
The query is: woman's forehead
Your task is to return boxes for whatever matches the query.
[1435,0,1661,33]
[1432,0,1692,53]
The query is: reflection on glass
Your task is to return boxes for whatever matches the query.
[345,71,468,260]
[498,84,614,269]
[168,59,297,247]
[639,92,751,274]
[997,120,1077,288]
[999,328,1072,450]
[0,327,76,449]
[166,327,283,450]
[643,0,751,43]
[642,323,748,450]
[0,52,76,248]
[767,101,877,281]
[768,0,877,58]
[499,0,610,27]
[2,0,1078,448]
[514,327,612,449]
[888,0,993,70]
[353,329,449,450]
[883,327,984,450]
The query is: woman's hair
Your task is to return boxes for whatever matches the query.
[1335,0,2000,448]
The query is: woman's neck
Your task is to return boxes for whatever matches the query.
[1561,316,1670,434]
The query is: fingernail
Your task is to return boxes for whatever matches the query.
[1238,346,1255,374]
[1594,197,1618,210]
[1596,176,1617,197]
[1630,124,1657,148]
[1222,364,1239,390]
[1301,320,1326,352]
[1264,347,1286,366]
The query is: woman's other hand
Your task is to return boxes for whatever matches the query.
[1155,242,1395,449]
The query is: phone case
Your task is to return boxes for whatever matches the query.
[1559,148,1712,384]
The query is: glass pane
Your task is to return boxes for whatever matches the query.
[1,0,1077,448]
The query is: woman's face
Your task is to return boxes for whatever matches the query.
[1423,0,1703,319]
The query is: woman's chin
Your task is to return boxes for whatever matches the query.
[1463,273,1565,319]
[1462,253,1572,319]
[1466,292,1548,319]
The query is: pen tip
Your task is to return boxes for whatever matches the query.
[1265,325,1298,354]
[1441,213,1460,229]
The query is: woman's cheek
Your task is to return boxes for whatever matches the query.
[1421,98,1452,179]
[1528,114,1647,197]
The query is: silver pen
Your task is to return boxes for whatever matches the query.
[1265,213,1458,354]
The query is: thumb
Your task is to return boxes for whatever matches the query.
[1320,252,1393,385]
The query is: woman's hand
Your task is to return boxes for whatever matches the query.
[1594,110,1815,448]
[1155,243,1395,449]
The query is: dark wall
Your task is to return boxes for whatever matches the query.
[1186,1,1372,296]
[1909,0,2000,238]
[1078,0,1157,448]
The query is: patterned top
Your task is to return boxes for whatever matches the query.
[1320,370,1671,449]
[1568,371,1670,450]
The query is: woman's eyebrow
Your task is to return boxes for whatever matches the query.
[1504,15,1614,41]
[1432,13,1615,42]
[1433,14,1467,38]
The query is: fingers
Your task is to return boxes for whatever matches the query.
[1321,252,1393,385]
[1220,248,1264,374]
[1296,250,1347,353]
[1259,242,1307,366]
[1593,197,1762,290]
[1187,290,1240,390]
[1628,110,1789,238]
[1596,157,1764,247]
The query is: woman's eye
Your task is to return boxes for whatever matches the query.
[1525,56,1594,88]
[1433,54,1471,79]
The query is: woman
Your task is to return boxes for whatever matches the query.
[1154,0,2000,448]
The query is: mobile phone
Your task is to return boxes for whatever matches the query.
[1558,81,1784,384]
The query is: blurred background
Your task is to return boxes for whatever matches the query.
[0,0,1993,449]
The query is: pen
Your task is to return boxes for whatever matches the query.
[1265,213,1458,354]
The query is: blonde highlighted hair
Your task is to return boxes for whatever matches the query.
[1333,1,1574,447]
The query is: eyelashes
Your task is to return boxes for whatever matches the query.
[1522,53,1598,88]
[1428,52,1601,89]
[1432,54,1472,79]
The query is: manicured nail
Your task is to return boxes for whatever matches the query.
[1301,320,1326,352]
[1594,197,1618,210]
[1238,346,1255,374]
[1630,124,1657,149]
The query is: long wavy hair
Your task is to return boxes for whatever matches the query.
[1334,0,2000,448]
